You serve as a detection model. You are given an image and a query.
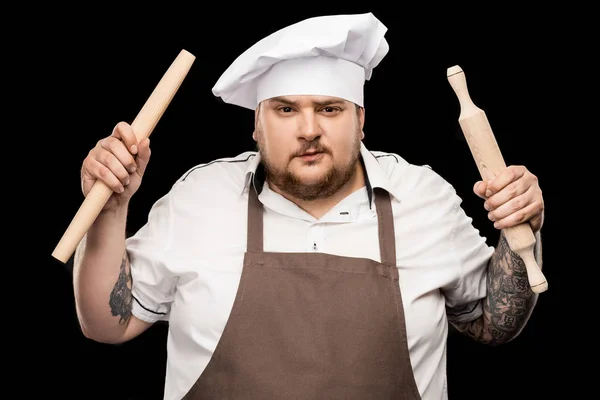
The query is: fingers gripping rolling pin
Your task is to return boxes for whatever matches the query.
[52,49,196,264]
[447,65,548,294]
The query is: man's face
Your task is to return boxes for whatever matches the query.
[254,95,364,201]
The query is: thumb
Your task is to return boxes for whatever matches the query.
[135,138,151,176]
[473,181,487,199]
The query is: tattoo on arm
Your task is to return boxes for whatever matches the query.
[109,252,133,325]
[453,232,538,344]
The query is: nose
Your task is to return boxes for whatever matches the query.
[297,110,321,141]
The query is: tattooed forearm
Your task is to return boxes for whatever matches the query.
[108,252,133,325]
[453,232,539,345]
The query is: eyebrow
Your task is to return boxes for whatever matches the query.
[268,96,346,107]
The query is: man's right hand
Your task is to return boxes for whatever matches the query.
[81,121,151,211]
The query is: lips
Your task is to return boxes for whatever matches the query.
[297,151,325,162]
[299,151,322,156]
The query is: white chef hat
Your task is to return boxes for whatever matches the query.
[212,12,389,110]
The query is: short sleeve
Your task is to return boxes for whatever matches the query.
[443,199,495,324]
[126,191,177,323]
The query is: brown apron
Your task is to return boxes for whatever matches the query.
[183,185,421,399]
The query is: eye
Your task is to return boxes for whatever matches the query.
[278,106,294,113]
[322,106,341,114]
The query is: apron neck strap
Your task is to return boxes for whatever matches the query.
[247,183,264,253]
[247,183,396,266]
[373,187,397,266]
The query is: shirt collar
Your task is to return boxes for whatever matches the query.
[243,142,400,207]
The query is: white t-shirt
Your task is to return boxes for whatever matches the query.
[126,142,494,400]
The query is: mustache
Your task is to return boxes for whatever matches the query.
[291,142,330,158]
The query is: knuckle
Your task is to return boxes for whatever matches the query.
[507,182,518,198]
[106,136,118,147]
[510,210,526,224]
[535,200,544,214]
[489,195,501,209]
[114,121,129,133]
[506,168,517,181]
[119,169,130,182]
[511,198,522,213]
[99,150,114,166]
[107,136,121,151]
[98,165,111,180]
[83,152,93,165]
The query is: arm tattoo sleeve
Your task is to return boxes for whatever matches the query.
[453,232,539,345]
[108,252,133,325]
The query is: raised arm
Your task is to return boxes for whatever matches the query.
[72,122,153,344]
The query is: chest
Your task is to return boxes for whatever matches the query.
[168,214,453,352]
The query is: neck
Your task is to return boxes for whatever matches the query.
[271,162,366,220]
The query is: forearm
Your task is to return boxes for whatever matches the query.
[73,205,133,343]
[453,230,542,345]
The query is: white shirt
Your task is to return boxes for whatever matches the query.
[126,142,494,400]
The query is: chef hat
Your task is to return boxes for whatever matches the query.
[212,12,389,110]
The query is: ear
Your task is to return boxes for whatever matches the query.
[359,106,365,131]
[252,106,260,141]
[359,106,365,140]
[254,103,261,126]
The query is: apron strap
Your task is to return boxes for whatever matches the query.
[374,188,397,267]
[247,184,264,253]
[247,182,396,266]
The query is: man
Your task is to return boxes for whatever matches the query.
[73,12,544,400]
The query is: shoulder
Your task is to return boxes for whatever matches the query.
[167,151,257,203]
[369,149,454,195]
[177,151,257,183]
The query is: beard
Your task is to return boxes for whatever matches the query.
[257,129,362,202]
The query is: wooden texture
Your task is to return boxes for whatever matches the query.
[447,65,548,293]
[52,49,196,263]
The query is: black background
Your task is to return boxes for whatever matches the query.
[31,5,580,399]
